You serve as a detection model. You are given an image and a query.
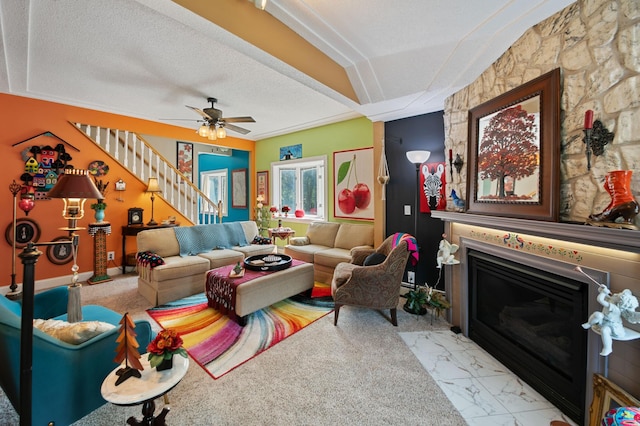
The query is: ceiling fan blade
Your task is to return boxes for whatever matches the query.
[224,116,255,123]
[223,123,251,135]
[185,105,214,121]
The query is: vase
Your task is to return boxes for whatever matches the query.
[156,355,173,371]
[94,208,105,223]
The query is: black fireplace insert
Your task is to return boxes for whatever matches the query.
[468,249,588,424]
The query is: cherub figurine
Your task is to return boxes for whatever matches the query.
[582,286,640,356]
[436,234,460,268]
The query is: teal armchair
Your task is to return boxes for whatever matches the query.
[0,286,153,425]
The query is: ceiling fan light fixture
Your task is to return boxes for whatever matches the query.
[216,126,227,139]
[197,123,209,137]
[253,0,267,10]
[207,125,217,140]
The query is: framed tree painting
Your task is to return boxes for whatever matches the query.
[466,68,560,221]
[232,168,247,208]
[333,147,374,220]
[176,141,193,181]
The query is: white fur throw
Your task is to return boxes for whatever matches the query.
[33,319,116,344]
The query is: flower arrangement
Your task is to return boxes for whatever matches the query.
[147,329,188,369]
[281,205,290,213]
[269,206,278,213]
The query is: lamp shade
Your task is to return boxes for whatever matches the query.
[216,126,227,139]
[48,169,103,220]
[146,177,162,193]
[48,169,103,199]
[406,150,431,164]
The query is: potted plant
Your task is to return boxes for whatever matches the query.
[403,287,429,315]
[281,205,290,217]
[147,329,188,371]
[90,200,107,223]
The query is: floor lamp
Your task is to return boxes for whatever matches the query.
[18,169,102,425]
[406,150,431,289]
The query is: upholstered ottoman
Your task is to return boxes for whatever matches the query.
[205,261,314,325]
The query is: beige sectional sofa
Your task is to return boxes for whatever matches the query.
[284,221,374,283]
[136,221,274,305]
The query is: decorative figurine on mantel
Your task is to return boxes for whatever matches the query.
[576,267,640,356]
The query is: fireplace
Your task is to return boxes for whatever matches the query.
[459,238,606,425]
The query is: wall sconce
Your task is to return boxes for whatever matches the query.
[145,177,162,226]
[583,110,614,171]
[448,149,464,181]
[453,154,464,175]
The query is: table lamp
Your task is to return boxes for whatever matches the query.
[145,177,162,226]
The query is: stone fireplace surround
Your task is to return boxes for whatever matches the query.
[432,210,640,422]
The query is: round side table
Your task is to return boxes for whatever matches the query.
[101,354,189,425]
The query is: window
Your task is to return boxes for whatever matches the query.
[200,169,227,216]
[271,156,326,220]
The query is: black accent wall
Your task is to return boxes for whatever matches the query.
[385,111,445,287]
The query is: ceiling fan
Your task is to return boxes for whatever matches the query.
[185,97,255,139]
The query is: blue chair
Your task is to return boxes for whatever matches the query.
[0,286,153,425]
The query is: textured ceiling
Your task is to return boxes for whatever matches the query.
[0,0,575,140]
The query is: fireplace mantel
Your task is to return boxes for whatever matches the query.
[432,211,640,254]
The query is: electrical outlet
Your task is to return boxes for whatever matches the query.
[107,251,115,261]
[407,271,415,284]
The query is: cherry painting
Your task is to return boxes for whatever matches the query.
[333,147,374,220]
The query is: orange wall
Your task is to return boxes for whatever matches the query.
[0,94,255,283]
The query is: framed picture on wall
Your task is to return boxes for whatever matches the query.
[232,168,247,209]
[257,170,269,205]
[5,217,41,249]
[46,236,74,265]
[466,68,560,221]
[333,147,374,220]
[176,141,193,181]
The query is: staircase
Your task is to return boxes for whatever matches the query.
[73,123,220,224]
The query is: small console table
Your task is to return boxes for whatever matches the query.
[268,228,295,245]
[121,224,177,273]
[101,354,189,425]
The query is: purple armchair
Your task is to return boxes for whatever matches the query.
[330,234,414,326]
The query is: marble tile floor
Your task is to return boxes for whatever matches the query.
[399,330,578,426]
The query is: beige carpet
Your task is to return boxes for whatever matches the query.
[1,274,467,425]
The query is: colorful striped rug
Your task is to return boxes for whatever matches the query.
[147,287,333,379]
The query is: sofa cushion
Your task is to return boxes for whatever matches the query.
[136,228,180,258]
[225,222,249,247]
[314,248,352,270]
[232,244,275,257]
[197,249,244,269]
[175,226,208,256]
[306,222,340,247]
[148,255,210,282]
[200,224,232,250]
[285,244,329,264]
[334,223,374,250]
[239,221,261,243]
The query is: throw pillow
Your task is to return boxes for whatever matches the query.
[364,252,386,266]
[34,319,115,344]
[251,236,272,245]
[136,251,165,268]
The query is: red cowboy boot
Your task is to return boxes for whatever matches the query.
[589,170,639,224]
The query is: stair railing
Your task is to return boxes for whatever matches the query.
[73,123,220,224]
